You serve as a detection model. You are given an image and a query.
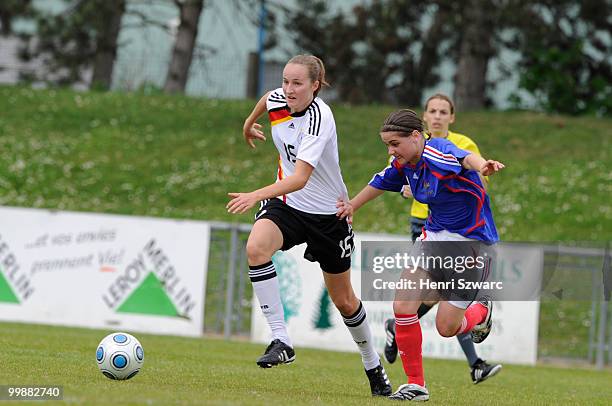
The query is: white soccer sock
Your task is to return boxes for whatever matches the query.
[249,261,292,348]
[342,301,380,370]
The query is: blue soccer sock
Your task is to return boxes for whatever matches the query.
[457,333,479,367]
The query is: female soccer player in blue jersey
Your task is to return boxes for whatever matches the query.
[227,55,391,397]
[385,94,502,386]
[336,109,504,401]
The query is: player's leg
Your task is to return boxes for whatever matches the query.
[388,296,429,401]
[246,218,293,367]
[383,221,427,366]
[435,299,491,338]
[457,333,479,367]
[455,326,502,384]
[413,301,483,371]
[323,270,392,396]
[435,299,500,383]
[383,300,436,364]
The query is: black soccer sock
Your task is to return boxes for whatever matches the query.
[417,303,433,318]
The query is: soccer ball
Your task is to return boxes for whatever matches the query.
[96,332,144,380]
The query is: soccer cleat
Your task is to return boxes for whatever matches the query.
[388,383,429,401]
[470,359,502,384]
[365,364,392,396]
[256,339,295,368]
[471,296,493,344]
[384,318,398,364]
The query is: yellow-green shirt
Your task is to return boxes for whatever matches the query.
[410,131,483,219]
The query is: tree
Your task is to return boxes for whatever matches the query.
[452,0,497,110]
[0,0,35,36]
[506,0,611,115]
[284,0,444,105]
[20,0,126,89]
[283,0,360,101]
[163,0,204,94]
[90,0,126,89]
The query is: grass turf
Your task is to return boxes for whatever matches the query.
[1,322,611,405]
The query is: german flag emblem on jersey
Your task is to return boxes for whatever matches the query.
[269,107,292,126]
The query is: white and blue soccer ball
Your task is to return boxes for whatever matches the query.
[96,332,144,380]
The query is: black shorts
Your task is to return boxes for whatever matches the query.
[255,198,354,274]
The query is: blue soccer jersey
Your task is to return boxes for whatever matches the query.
[369,138,499,243]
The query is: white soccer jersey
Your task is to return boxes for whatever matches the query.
[265,88,348,214]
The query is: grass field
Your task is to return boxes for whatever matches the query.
[0,86,610,241]
[1,322,612,405]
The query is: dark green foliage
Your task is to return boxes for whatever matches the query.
[19,0,125,88]
[284,0,441,106]
[0,0,34,36]
[507,0,611,115]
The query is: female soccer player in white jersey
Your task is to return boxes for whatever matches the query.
[336,109,504,401]
[227,55,392,397]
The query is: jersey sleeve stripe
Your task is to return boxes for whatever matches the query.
[269,95,286,103]
[422,152,462,167]
[424,145,460,162]
[308,105,314,135]
[313,101,322,136]
[270,90,286,100]
[307,102,322,136]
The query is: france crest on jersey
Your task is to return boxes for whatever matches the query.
[369,138,499,243]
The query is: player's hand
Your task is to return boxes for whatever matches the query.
[336,198,353,224]
[401,185,413,199]
[227,192,259,214]
[479,160,505,176]
[243,122,266,149]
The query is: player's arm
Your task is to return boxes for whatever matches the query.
[337,161,405,220]
[242,91,271,149]
[351,185,385,211]
[463,139,489,188]
[336,185,386,222]
[227,160,314,214]
[462,153,505,177]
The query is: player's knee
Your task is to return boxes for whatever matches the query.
[436,320,458,337]
[331,295,356,316]
[246,239,273,265]
[393,300,417,315]
[392,301,404,315]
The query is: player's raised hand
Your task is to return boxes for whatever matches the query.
[336,198,354,224]
[243,122,266,149]
[480,160,505,176]
[227,192,259,214]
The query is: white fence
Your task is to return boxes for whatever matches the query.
[0,207,210,336]
[1,208,610,367]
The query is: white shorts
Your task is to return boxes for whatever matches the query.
[417,229,475,242]
[413,229,493,309]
